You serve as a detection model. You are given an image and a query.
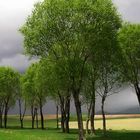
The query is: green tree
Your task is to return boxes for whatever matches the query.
[34,60,51,129]
[18,75,27,129]
[97,55,121,135]
[0,67,20,128]
[118,23,140,105]
[38,58,71,133]
[20,0,121,139]
[21,64,39,129]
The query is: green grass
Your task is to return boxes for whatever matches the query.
[0,116,140,140]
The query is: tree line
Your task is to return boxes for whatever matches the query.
[0,0,140,140]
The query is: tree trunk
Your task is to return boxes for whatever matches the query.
[90,103,95,134]
[65,96,70,133]
[18,99,26,129]
[4,100,9,129]
[134,83,140,105]
[56,105,59,129]
[39,99,44,129]
[90,94,96,134]
[58,93,70,133]
[31,105,35,129]
[59,95,66,133]
[0,110,3,128]
[73,91,85,140]
[4,106,8,128]
[0,104,4,128]
[101,97,106,135]
[20,120,23,128]
[35,108,38,129]
[86,102,92,134]
[86,119,90,134]
[61,109,65,132]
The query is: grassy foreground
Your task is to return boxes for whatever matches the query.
[0,115,140,140]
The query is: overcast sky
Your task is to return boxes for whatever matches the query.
[0,0,140,113]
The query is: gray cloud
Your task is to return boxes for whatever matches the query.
[0,0,39,72]
[0,54,37,72]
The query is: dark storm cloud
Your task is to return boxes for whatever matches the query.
[0,0,39,72]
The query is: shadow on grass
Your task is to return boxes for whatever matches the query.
[87,130,140,140]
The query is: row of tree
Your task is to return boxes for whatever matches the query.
[20,1,122,139]
[20,0,140,137]
[0,0,140,140]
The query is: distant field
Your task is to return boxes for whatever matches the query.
[70,114,140,130]
[70,118,140,130]
[0,114,140,140]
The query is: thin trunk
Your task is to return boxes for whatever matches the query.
[73,91,85,140]
[86,102,92,134]
[86,119,90,134]
[4,105,8,128]
[134,83,140,105]
[18,99,26,129]
[0,110,2,128]
[56,105,59,129]
[31,105,35,129]
[58,93,70,133]
[0,103,4,128]
[4,100,9,129]
[90,101,95,134]
[61,109,65,132]
[35,108,38,129]
[39,99,44,129]
[101,97,106,135]
[90,78,96,134]
[20,120,23,129]
[65,96,70,133]
[19,99,22,128]
[59,95,65,133]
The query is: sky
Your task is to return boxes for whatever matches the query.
[0,0,140,113]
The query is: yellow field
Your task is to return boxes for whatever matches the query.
[70,118,140,130]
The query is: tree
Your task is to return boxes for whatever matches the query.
[21,64,39,129]
[82,63,98,135]
[0,67,20,128]
[96,44,121,135]
[20,0,121,139]
[118,23,140,105]
[34,61,50,130]
[19,75,27,128]
[38,58,71,133]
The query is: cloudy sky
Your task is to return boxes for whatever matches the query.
[0,0,140,113]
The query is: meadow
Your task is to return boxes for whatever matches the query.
[0,115,140,140]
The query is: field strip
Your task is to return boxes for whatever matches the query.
[70,118,140,130]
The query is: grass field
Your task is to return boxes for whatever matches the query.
[0,115,140,140]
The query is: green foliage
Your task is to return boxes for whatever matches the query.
[118,23,140,84]
[0,67,20,106]
[20,0,122,91]
[21,64,38,107]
